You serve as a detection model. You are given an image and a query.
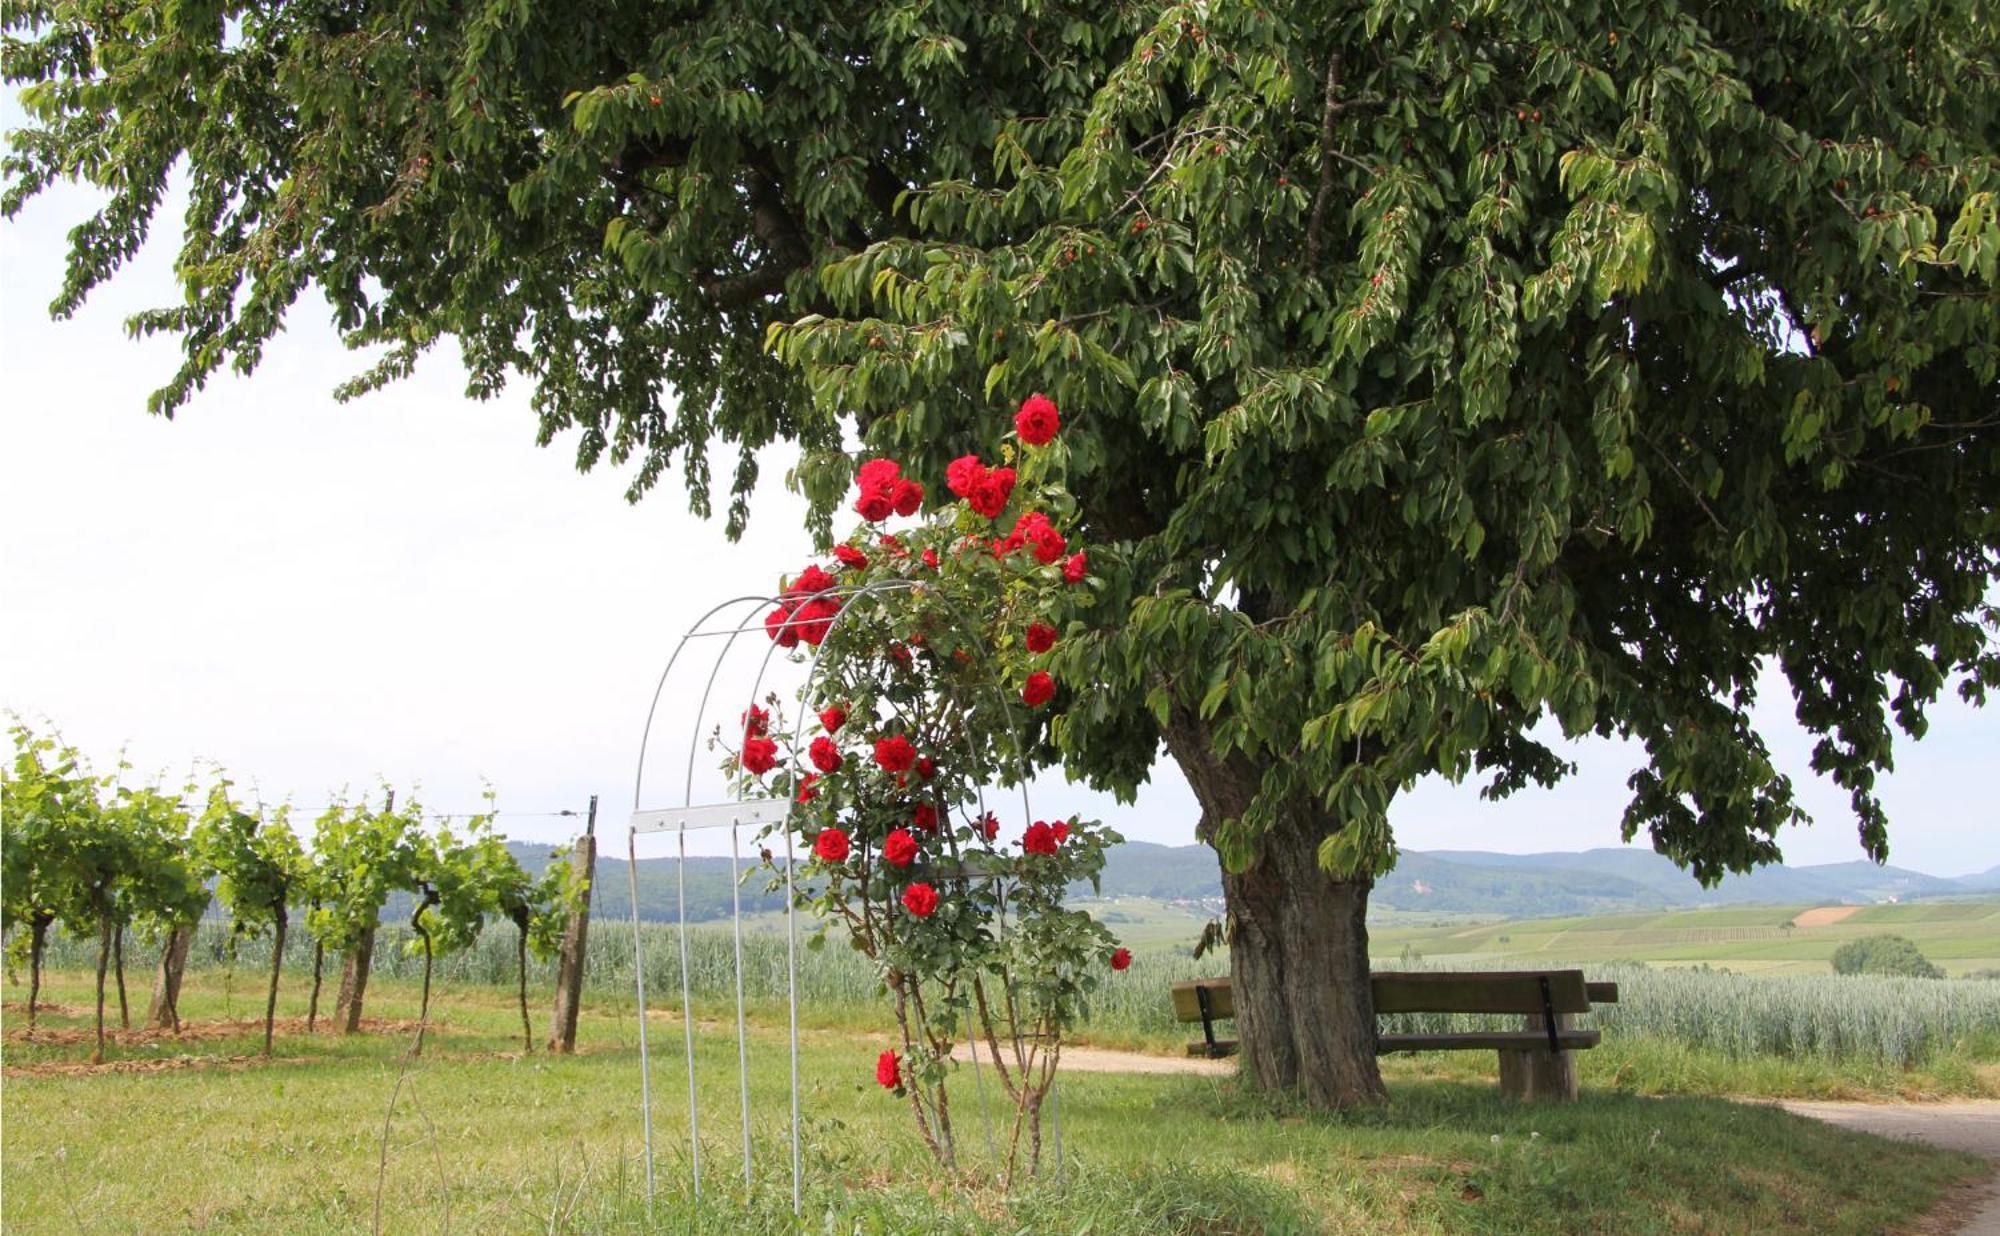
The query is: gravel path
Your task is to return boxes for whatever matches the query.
[1780,1101,2000,1235]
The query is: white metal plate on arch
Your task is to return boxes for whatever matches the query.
[629,798,789,835]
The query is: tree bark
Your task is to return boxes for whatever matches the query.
[413,924,433,1058]
[334,926,375,1033]
[1162,708,1388,1108]
[27,915,51,1030]
[92,910,113,1064]
[148,922,195,1031]
[263,906,287,1056]
[516,925,533,1053]
[306,939,325,1032]
[114,923,129,1029]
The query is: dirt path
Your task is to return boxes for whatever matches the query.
[1050,1046,1232,1076]
[1781,1101,2000,1235]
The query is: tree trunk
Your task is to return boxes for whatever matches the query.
[263,906,287,1056]
[148,922,195,1031]
[516,926,533,1053]
[546,830,595,1054]
[306,940,325,1032]
[26,916,50,1030]
[413,924,434,1057]
[1163,707,1388,1108]
[334,926,375,1033]
[92,911,113,1064]
[114,923,129,1029]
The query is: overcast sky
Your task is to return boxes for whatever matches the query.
[3,170,1994,879]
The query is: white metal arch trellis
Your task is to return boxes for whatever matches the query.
[626,578,1061,1216]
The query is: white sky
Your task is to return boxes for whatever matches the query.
[2,172,1994,877]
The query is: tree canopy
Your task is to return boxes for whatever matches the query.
[1831,933,1945,979]
[8,0,1998,1102]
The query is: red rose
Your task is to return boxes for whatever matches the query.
[1053,820,1071,844]
[879,534,906,556]
[790,564,836,596]
[946,454,986,497]
[1025,623,1058,654]
[1021,671,1055,708]
[741,736,778,775]
[809,736,843,773]
[857,459,901,491]
[874,735,917,772]
[793,597,841,647]
[1063,551,1088,584]
[834,544,869,570]
[912,802,938,832]
[819,704,847,733]
[814,827,851,863]
[970,467,1016,519]
[992,530,1026,558]
[1110,947,1132,971]
[1021,820,1059,855]
[980,812,1000,841]
[876,1048,900,1088]
[1015,393,1061,446]
[883,828,919,867]
[853,458,903,522]
[795,773,819,803]
[901,882,940,917]
[1013,512,1066,564]
[921,548,939,569]
[891,478,924,517]
[741,704,771,737]
[764,604,800,647]
[916,756,936,780]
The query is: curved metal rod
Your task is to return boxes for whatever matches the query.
[628,594,769,1212]
[632,595,775,816]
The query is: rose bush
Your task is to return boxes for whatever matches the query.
[721,394,1124,1181]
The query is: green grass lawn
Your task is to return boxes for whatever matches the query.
[3,969,1991,1234]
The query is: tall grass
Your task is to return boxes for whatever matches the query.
[28,921,1999,1068]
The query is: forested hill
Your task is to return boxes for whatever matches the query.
[503,840,1993,924]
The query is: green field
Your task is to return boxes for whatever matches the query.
[1055,895,2000,977]
[3,969,1991,1234]
[1365,896,2000,977]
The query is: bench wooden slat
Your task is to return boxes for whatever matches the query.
[1169,980,1235,1023]
[1175,972,1608,1024]
[1377,1029,1601,1053]
[1369,970,1592,1016]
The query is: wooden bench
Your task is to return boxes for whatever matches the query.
[1170,970,1619,1100]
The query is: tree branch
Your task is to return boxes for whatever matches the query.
[1305,53,1344,270]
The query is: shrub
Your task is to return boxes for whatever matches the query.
[1831,935,1943,980]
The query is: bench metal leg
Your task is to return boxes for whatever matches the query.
[1195,985,1220,1058]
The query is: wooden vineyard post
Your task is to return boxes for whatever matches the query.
[1498,1011,1579,1101]
[147,922,196,1031]
[547,794,597,1054]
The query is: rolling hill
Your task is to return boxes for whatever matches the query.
[513,837,1998,924]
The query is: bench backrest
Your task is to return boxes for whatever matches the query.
[1370,970,1591,1016]
[1172,970,1605,1023]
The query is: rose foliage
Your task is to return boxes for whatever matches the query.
[723,396,1121,1180]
